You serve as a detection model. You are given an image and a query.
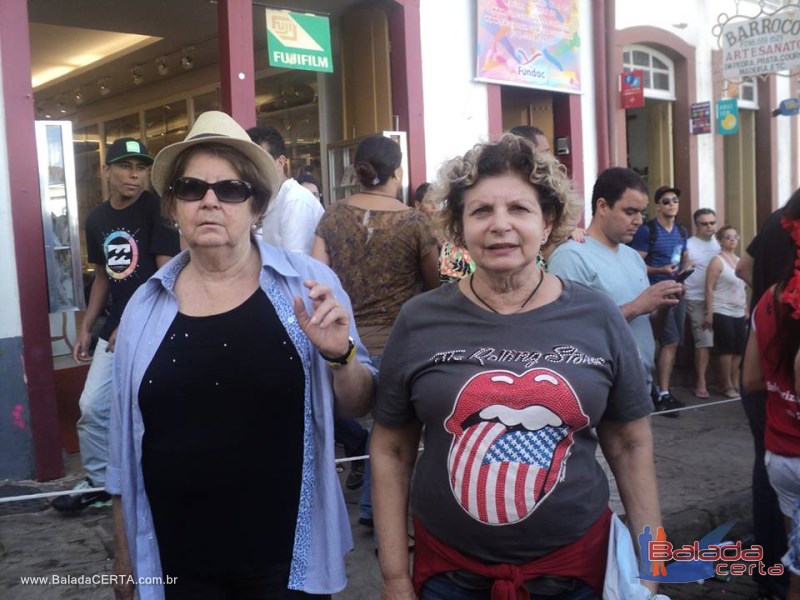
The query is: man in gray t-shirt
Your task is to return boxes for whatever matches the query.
[548,168,684,414]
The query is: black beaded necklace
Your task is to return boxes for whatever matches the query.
[468,269,545,314]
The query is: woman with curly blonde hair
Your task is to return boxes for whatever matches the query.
[369,135,662,599]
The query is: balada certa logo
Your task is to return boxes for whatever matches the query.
[638,521,784,583]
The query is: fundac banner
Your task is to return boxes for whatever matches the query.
[476,0,581,93]
[266,10,333,73]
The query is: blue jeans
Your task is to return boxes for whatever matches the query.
[420,574,600,600]
[76,337,113,487]
[359,354,382,521]
[334,417,367,457]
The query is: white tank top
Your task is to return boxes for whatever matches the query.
[711,255,747,317]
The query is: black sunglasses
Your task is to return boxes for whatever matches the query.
[659,196,680,205]
[170,177,253,203]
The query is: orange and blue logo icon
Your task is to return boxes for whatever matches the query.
[638,521,784,583]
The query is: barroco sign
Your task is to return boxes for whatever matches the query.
[266,10,333,73]
[719,5,800,79]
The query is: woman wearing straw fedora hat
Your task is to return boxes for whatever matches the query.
[106,111,375,600]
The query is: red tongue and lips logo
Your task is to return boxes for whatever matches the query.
[445,368,589,525]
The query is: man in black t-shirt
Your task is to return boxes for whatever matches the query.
[54,138,179,512]
[734,190,800,599]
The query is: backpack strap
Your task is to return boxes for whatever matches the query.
[647,219,657,249]
[648,219,687,247]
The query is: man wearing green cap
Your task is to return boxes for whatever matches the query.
[54,138,180,512]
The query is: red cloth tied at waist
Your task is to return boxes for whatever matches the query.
[412,508,611,600]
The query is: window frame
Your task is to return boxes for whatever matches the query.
[623,44,676,101]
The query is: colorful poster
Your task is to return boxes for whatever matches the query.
[620,70,645,109]
[716,99,740,136]
[476,0,581,94]
[690,102,712,135]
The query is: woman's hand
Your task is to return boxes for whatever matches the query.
[112,556,135,600]
[382,576,417,600]
[293,279,351,357]
[111,497,135,600]
[569,227,586,243]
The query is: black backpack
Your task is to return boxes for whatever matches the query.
[646,219,687,252]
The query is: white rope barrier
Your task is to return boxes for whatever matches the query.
[0,395,744,505]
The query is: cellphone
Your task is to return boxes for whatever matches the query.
[676,269,695,283]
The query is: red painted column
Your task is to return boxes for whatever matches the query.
[486,84,504,141]
[218,0,256,128]
[0,0,63,480]
[592,0,610,171]
[389,0,427,190]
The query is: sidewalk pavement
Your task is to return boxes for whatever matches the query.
[0,385,763,599]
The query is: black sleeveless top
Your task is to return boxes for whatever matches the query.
[139,289,305,577]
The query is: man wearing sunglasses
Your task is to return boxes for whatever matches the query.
[247,126,323,255]
[53,138,180,512]
[684,209,720,400]
[631,186,690,415]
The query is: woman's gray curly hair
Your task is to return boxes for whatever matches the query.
[433,134,582,254]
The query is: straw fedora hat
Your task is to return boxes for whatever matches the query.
[151,110,281,199]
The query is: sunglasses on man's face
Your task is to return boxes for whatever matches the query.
[723,234,740,241]
[170,177,253,203]
[659,196,680,205]
[697,220,717,226]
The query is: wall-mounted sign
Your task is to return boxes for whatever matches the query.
[690,102,712,135]
[717,98,740,135]
[774,97,800,117]
[620,70,645,109]
[475,0,582,94]
[716,4,800,79]
[266,10,333,73]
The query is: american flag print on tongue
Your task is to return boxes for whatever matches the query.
[445,368,590,525]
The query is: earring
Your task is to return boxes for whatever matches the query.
[536,249,545,267]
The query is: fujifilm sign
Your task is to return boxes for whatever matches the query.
[266,10,333,73]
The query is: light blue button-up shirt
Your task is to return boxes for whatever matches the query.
[107,240,375,598]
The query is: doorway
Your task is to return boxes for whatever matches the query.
[626,100,674,197]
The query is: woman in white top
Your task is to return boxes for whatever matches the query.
[705,225,749,398]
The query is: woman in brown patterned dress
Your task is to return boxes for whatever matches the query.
[312,134,439,360]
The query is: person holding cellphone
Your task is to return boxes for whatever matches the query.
[630,186,690,413]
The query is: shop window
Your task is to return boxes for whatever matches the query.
[194,89,221,116]
[255,70,321,182]
[72,125,102,265]
[738,78,759,110]
[623,45,676,101]
[104,114,140,147]
[144,101,188,157]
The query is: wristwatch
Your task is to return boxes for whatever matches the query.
[320,337,357,368]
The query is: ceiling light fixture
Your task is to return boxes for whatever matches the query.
[132,66,144,86]
[73,89,84,105]
[57,97,67,114]
[99,78,111,96]
[180,48,194,70]
[156,56,170,76]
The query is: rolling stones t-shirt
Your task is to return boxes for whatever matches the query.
[374,280,651,562]
[85,191,179,340]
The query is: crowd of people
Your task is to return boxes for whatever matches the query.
[53,110,800,600]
